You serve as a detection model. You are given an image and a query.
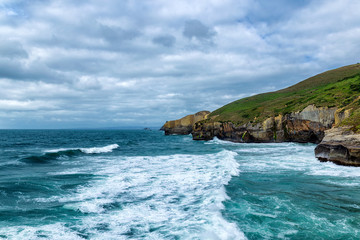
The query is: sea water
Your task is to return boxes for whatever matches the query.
[0,130,359,239]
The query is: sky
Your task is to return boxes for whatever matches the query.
[0,0,360,129]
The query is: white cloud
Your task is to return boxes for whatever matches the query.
[0,99,55,111]
[0,0,359,128]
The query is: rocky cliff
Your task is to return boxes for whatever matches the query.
[315,127,360,166]
[161,64,360,166]
[192,105,335,143]
[161,111,210,135]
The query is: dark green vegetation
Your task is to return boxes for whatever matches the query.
[210,63,360,129]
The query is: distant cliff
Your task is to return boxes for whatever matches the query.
[161,111,210,135]
[161,63,360,166]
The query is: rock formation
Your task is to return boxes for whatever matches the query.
[161,63,360,166]
[162,105,360,166]
[192,105,335,144]
[161,111,210,135]
[315,127,360,166]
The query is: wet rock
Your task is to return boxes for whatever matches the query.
[315,127,360,166]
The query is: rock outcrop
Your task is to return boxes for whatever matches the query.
[161,111,210,135]
[161,105,360,166]
[192,105,335,144]
[315,127,360,166]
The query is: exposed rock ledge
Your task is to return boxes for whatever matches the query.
[161,105,360,166]
[315,127,360,166]
[192,105,336,144]
[160,111,210,135]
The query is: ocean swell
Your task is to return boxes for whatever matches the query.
[21,144,119,164]
[46,144,120,154]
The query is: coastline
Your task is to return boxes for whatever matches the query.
[161,106,360,166]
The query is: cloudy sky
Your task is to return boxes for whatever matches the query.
[1,0,360,129]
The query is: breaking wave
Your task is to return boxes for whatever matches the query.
[21,144,119,164]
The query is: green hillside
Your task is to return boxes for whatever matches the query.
[209,63,360,130]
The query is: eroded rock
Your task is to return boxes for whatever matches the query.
[161,111,210,135]
[315,127,360,166]
[192,108,331,143]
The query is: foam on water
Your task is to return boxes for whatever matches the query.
[0,223,84,240]
[45,144,119,154]
[74,150,245,239]
[217,142,360,239]
[205,137,240,146]
[8,150,246,239]
[307,161,360,177]
[4,129,360,239]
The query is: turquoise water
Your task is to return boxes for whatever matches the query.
[0,130,359,239]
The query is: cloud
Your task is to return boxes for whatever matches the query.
[0,99,55,111]
[0,39,28,58]
[99,24,140,45]
[0,0,359,128]
[153,35,176,47]
[183,20,216,41]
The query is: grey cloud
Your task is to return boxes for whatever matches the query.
[153,35,176,47]
[0,40,28,59]
[99,24,140,44]
[183,20,216,41]
[46,56,109,74]
[0,0,359,129]
[0,58,68,82]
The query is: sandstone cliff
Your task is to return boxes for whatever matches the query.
[315,127,360,166]
[161,64,360,166]
[161,111,210,135]
[192,105,335,143]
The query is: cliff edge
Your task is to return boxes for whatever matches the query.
[161,63,360,166]
[315,127,360,166]
[161,111,210,135]
[192,105,335,143]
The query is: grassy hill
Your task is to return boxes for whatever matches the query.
[209,63,360,131]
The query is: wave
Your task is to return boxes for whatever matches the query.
[21,144,119,164]
[46,144,119,154]
[54,150,245,239]
[205,137,240,145]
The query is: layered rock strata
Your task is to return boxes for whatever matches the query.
[161,105,360,166]
[192,105,336,144]
[315,127,360,166]
[161,111,210,135]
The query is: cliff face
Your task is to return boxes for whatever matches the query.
[315,127,360,166]
[161,111,210,135]
[161,64,360,166]
[193,105,335,144]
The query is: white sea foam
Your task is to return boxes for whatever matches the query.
[205,137,240,145]
[80,144,119,154]
[0,223,84,240]
[45,144,119,154]
[307,161,360,178]
[231,142,360,179]
[35,150,246,239]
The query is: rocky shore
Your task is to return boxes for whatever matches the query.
[315,127,360,166]
[161,105,360,166]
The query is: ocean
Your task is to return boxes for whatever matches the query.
[0,130,359,239]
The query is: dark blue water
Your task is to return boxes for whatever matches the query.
[0,130,359,239]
